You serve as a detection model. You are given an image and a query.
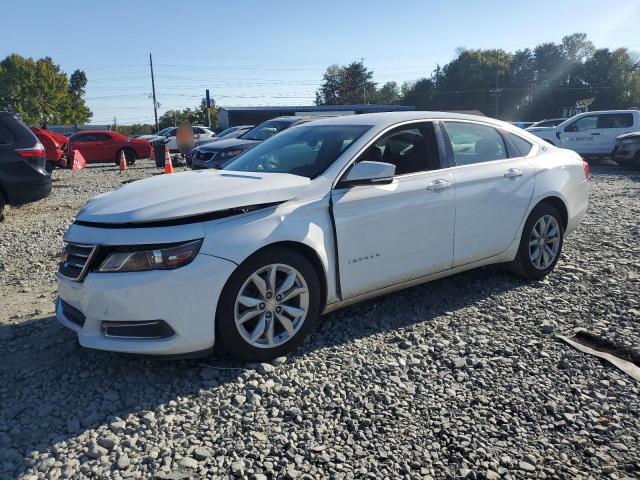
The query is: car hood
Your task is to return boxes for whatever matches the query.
[616,131,640,141]
[76,170,311,225]
[198,137,259,152]
[525,126,557,133]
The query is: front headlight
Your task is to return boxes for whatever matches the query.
[98,239,203,273]
[218,149,242,159]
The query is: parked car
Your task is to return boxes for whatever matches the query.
[510,121,535,129]
[612,132,640,169]
[56,112,588,360]
[187,126,255,165]
[527,118,566,129]
[68,131,151,165]
[528,109,639,157]
[31,127,69,170]
[141,126,216,153]
[0,112,52,214]
[191,117,312,169]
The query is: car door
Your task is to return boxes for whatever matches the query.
[331,122,455,299]
[95,133,118,161]
[70,133,99,161]
[597,113,635,153]
[442,121,535,267]
[559,114,603,155]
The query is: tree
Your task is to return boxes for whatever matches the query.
[0,54,92,125]
[315,61,376,105]
[394,33,640,120]
[158,98,217,130]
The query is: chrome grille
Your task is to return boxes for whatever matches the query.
[58,242,97,281]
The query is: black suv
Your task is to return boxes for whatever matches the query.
[0,112,52,214]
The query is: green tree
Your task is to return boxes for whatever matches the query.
[0,54,92,125]
[158,98,217,130]
[315,61,376,105]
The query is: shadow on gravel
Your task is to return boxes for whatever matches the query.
[589,161,640,183]
[0,264,525,474]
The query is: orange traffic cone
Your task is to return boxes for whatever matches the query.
[164,147,174,174]
[119,150,128,171]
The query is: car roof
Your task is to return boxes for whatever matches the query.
[296,111,507,128]
[73,130,117,135]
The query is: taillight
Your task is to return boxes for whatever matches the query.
[582,159,590,179]
[15,141,45,158]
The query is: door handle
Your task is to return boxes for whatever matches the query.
[504,168,523,179]
[427,179,450,191]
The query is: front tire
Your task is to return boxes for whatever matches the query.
[508,203,564,280]
[216,248,321,361]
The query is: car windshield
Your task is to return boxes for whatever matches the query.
[216,127,237,137]
[156,127,173,136]
[224,124,370,179]
[240,120,294,141]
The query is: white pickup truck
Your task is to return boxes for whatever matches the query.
[527,110,640,157]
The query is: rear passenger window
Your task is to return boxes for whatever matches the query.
[0,123,15,144]
[597,113,633,129]
[444,122,507,165]
[505,132,533,157]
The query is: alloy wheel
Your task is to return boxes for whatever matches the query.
[234,263,309,349]
[529,214,560,270]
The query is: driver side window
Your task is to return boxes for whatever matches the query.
[565,115,598,133]
[358,122,439,176]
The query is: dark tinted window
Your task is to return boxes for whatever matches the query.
[98,133,113,141]
[505,132,533,157]
[241,120,293,141]
[193,127,206,134]
[597,113,634,129]
[444,122,507,165]
[224,124,370,179]
[359,122,440,175]
[71,133,99,142]
[0,122,15,144]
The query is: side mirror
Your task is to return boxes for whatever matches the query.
[338,161,395,187]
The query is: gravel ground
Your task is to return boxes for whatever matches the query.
[0,159,639,480]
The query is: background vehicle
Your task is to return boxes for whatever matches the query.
[68,131,151,165]
[31,127,69,170]
[57,112,588,361]
[139,126,215,152]
[191,117,312,169]
[0,112,52,214]
[528,109,639,156]
[612,132,640,169]
[526,118,566,129]
[510,121,535,129]
[187,126,255,164]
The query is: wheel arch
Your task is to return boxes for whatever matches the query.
[225,240,329,313]
[533,195,568,230]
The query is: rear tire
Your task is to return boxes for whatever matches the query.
[115,149,136,166]
[508,203,564,280]
[216,248,321,361]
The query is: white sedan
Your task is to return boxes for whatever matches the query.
[56,112,588,360]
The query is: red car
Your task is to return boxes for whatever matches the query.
[68,131,151,165]
[31,127,69,170]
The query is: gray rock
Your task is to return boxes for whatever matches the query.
[178,457,199,469]
[116,454,130,470]
[193,446,212,461]
[519,461,536,472]
[86,443,108,460]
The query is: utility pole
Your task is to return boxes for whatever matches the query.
[491,50,501,118]
[361,57,367,104]
[149,53,158,132]
[113,116,117,132]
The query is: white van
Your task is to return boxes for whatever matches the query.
[527,110,639,157]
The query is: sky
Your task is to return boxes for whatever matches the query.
[2,0,639,126]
